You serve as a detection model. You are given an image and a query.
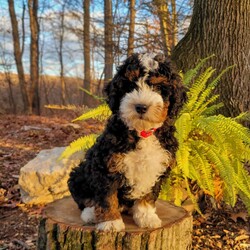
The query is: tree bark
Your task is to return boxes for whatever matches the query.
[127,0,136,57]
[59,3,67,106]
[153,0,171,56]
[8,0,29,113]
[28,0,40,115]
[172,0,250,118]
[170,0,177,51]
[83,0,92,106]
[104,0,114,84]
[37,197,192,250]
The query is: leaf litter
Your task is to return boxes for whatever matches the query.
[0,114,249,249]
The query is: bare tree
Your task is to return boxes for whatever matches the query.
[127,0,136,56]
[8,0,29,113]
[104,0,113,83]
[83,0,92,105]
[153,0,171,55]
[170,0,177,50]
[28,0,40,115]
[0,44,16,113]
[57,2,67,105]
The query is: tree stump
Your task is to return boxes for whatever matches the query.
[37,196,192,250]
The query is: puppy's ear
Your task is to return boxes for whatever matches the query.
[168,76,188,119]
[104,78,119,113]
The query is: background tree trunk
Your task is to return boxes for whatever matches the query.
[83,0,92,106]
[8,0,29,113]
[170,0,177,51]
[28,0,40,115]
[172,0,250,118]
[153,0,171,56]
[38,197,193,250]
[104,0,114,84]
[127,0,136,57]
[59,2,66,106]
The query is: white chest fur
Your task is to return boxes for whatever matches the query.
[121,135,171,199]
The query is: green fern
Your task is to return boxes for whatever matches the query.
[183,54,215,86]
[161,61,250,213]
[72,103,111,122]
[60,134,99,159]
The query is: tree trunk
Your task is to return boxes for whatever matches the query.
[38,197,192,250]
[172,0,250,118]
[8,0,29,113]
[127,0,136,57]
[153,0,171,56]
[59,3,66,106]
[28,0,40,115]
[83,0,92,106]
[5,70,17,114]
[104,0,113,84]
[170,0,177,51]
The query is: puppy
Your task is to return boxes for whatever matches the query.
[68,53,187,231]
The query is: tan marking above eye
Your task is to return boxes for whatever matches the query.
[149,76,168,85]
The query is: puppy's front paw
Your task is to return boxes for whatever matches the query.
[133,202,162,229]
[96,219,125,231]
[81,207,96,224]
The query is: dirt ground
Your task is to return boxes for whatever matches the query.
[0,114,249,249]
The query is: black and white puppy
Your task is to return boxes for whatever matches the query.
[68,53,187,231]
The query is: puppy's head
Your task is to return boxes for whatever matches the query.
[104,53,187,132]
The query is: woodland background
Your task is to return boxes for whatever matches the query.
[1,0,248,118]
[0,0,250,249]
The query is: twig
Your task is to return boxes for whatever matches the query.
[12,239,30,249]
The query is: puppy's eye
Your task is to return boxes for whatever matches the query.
[154,85,162,92]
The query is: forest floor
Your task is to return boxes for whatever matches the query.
[0,114,249,250]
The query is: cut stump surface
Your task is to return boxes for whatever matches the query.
[38,196,192,250]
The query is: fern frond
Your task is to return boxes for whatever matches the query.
[194,116,225,146]
[183,54,215,86]
[45,104,80,110]
[60,134,98,159]
[201,103,224,116]
[175,113,192,143]
[191,94,220,117]
[203,115,250,146]
[176,144,190,177]
[233,112,250,123]
[184,67,215,113]
[159,176,173,201]
[72,104,111,122]
[190,141,214,196]
[234,160,250,198]
[239,191,250,214]
[79,87,105,101]
[200,143,237,206]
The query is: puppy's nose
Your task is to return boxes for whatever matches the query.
[135,104,148,114]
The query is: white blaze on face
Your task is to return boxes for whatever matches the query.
[120,78,164,131]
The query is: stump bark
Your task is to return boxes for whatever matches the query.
[37,196,192,250]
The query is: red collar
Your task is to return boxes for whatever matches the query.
[140,128,157,138]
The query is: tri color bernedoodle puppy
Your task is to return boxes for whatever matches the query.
[68,53,187,231]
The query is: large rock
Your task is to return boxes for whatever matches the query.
[19,147,85,205]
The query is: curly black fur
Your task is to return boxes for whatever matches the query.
[68,53,187,219]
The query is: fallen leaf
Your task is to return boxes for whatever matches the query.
[230,211,249,223]
[235,235,249,242]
